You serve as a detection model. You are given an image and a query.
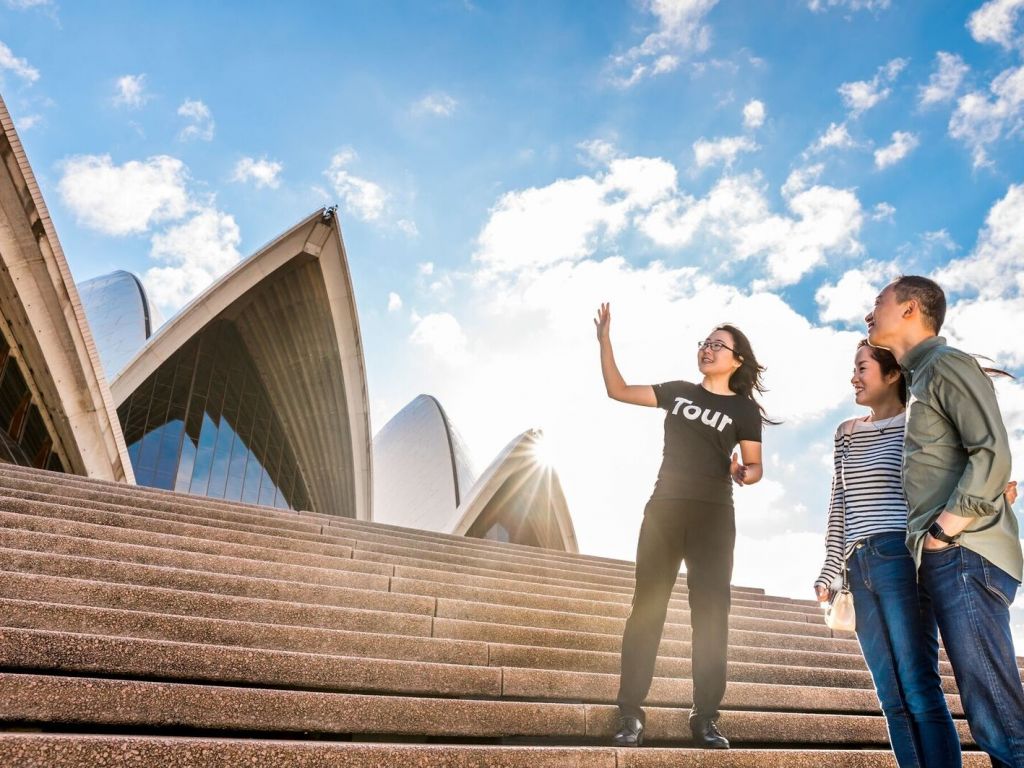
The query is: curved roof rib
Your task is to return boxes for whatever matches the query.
[0,95,133,481]
[451,429,578,553]
[372,394,477,530]
[111,209,372,520]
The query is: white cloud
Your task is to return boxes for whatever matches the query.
[945,298,1024,368]
[608,0,719,87]
[231,156,283,189]
[324,148,391,223]
[397,219,419,237]
[782,164,824,198]
[922,228,958,251]
[871,201,896,221]
[412,92,458,117]
[57,154,191,236]
[577,138,621,167]
[419,262,435,276]
[476,148,862,292]
[816,262,898,326]
[743,99,766,129]
[807,0,890,11]
[409,312,469,366]
[14,113,42,131]
[388,292,403,313]
[838,57,908,116]
[476,155,678,274]
[936,183,1024,299]
[177,99,215,142]
[692,135,759,168]
[873,130,919,169]
[143,208,242,315]
[919,52,969,108]
[3,0,53,7]
[113,74,148,108]
[968,0,1024,51]
[949,65,1024,168]
[808,121,857,154]
[0,41,40,83]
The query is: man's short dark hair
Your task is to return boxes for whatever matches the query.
[892,275,946,333]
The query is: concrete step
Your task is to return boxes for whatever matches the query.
[0,674,976,746]
[0,504,804,623]
[0,508,393,577]
[0,524,824,625]
[1,494,786,606]
[0,548,435,616]
[0,481,660,588]
[433,616,862,657]
[0,598,489,666]
[0,735,995,768]
[0,597,959,690]
[1,627,957,715]
[0,464,686,578]
[0,571,434,638]
[0,550,852,651]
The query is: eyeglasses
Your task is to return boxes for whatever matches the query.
[697,340,735,353]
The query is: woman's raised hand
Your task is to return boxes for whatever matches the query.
[1007,480,1018,506]
[594,302,611,343]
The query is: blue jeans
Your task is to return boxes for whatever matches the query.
[848,531,961,768]
[919,544,1024,768]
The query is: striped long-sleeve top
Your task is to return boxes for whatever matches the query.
[815,413,910,592]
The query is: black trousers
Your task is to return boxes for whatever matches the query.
[616,498,735,722]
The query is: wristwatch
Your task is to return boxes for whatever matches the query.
[928,521,959,545]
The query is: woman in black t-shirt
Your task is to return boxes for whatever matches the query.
[594,302,770,750]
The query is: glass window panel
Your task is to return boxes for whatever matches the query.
[0,360,28,434]
[153,420,183,490]
[240,445,263,504]
[206,419,236,499]
[189,412,219,496]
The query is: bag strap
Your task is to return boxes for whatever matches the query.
[837,418,859,591]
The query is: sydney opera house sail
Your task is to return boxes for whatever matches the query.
[110,209,372,518]
[0,89,578,550]
[373,394,477,529]
[77,270,161,378]
[374,396,577,551]
[0,95,132,480]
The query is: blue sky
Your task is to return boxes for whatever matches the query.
[3,0,1024,644]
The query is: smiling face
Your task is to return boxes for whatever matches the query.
[697,329,743,378]
[851,344,901,409]
[864,283,905,349]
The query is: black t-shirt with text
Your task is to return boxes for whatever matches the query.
[651,380,763,505]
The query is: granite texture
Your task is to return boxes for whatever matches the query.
[0,627,502,698]
[0,571,434,637]
[0,735,997,768]
[0,674,586,737]
[0,597,487,664]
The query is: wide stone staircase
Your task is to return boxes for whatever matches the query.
[0,463,1017,766]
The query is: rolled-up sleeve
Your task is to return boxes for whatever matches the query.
[933,355,1011,518]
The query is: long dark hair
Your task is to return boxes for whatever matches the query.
[715,324,780,426]
[857,339,907,406]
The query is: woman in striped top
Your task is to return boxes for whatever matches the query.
[815,340,960,768]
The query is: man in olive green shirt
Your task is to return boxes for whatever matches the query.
[866,275,1024,766]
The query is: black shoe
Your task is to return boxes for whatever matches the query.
[612,715,644,747]
[689,715,729,749]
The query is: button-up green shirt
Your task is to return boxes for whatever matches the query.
[902,336,1022,581]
